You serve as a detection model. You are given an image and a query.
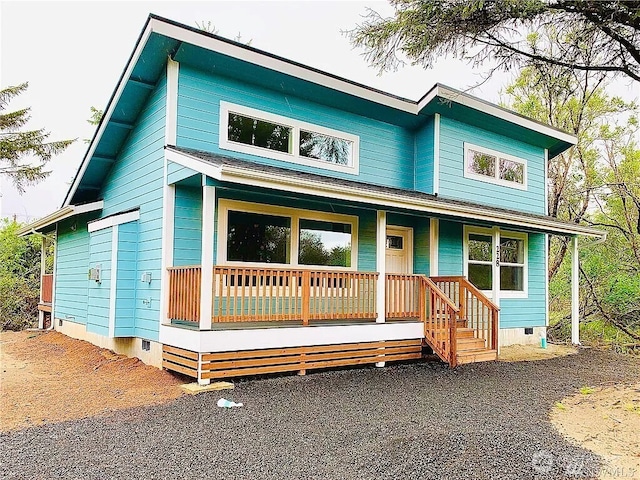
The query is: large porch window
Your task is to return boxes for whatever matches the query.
[464,226,528,298]
[218,200,358,269]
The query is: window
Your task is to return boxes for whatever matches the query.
[464,143,527,189]
[220,102,359,174]
[299,219,352,267]
[218,200,358,269]
[464,227,528,297]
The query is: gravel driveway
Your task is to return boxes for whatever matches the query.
[2,349,638,480]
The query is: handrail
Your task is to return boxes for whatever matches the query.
[430,275,499,352]
[419,276,459,367]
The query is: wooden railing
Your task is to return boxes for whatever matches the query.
[167,266,378,324]
[41,274,53,304]
[213,267,378,323]
[385,274,460,366]
[168,266,201,322]
[431,276,499,351]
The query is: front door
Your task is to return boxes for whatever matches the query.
[385,227,413,274]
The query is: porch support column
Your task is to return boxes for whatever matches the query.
[376,210,386,368]
[200,183,215,333]
[571,236,580,345]
[38,236,47,329]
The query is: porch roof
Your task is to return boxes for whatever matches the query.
[165,146,604,239]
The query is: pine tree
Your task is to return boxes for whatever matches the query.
[0,82,75,193]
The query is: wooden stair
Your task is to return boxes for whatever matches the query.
[454,322,497,365]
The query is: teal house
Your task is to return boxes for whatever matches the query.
[22,15,602,383]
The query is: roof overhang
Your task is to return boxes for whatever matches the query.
[65,14,576,207]
[165,147,602,239]
[17,201,104,237]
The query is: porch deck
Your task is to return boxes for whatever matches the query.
[164,266,499,381]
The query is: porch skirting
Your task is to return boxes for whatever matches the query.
[162,339,423,380]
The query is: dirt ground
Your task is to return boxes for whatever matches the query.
[0,330,184,432]
[499,342,578,362]
[552,383,640,479]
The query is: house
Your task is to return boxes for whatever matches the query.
[20,15,603,384]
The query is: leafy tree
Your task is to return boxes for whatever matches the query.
[0,219,42,331]
[0,82,75,193]
[502,28,636,280]
[349,1,640,82]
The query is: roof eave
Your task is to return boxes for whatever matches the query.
[17,201,104,236]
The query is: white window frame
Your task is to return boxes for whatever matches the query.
[463,143,527,190]
[219,101,360,175]
[463,226,528,299]
[217,199,359,270]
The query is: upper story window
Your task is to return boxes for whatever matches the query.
[464,143,527,190]
[220,102,359,174]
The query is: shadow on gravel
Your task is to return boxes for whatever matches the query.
[2,348,638,480]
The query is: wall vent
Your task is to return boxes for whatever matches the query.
[524,327,534,335]
[59,318,63,327]
[142,339,151,351]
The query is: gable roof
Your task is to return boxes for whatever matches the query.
[166,146,603,239]
[65,14,576,207]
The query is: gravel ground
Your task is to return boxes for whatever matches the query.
[2,348,638,480]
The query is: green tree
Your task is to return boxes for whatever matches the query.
[84,106,103,144]
[502,28,636,280]
[0,219,42,331]
[349,1,640,82]
[0,82,75,193]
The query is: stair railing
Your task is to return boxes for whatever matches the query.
[419,276,460,367]
[430,276,500,351]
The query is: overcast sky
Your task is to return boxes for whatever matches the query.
[1,1,638,222]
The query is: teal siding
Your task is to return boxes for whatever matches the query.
[438,220,463,275]
[54,216,92,323]
[167,161,199,184]
[176,65,414,189]
[87,227,112,337]
[358,210,377,272]
[114,221,139,337]
[500,232,547,328]
[174,185,202,266]
[97,74,166,341]
[438,116,546,214]
[415,117,435,194]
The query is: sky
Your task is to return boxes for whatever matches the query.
[1,1,638,222]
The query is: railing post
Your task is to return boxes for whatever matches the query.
[449,309,458,367]
[459,282,466,321]
[301,270,310,326]
[491,308,499,350]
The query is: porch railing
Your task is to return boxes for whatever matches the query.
[41,274,53,304]
[385,274,460,365]
[431,276,499,351]
[167,266,378,324]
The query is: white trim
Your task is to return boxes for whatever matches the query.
[160,181,175,326]
[216,199,359,269]
[108,225,119,338]
[88,210,140,233]
[545,233,549,328]
[200,185,215,330]
[544,148,549,215]
[159,321,423,353]
[52,224,58,323]
[429,218,439,276]
[376,211,386,323]
[165,57,179,145]
[64,24,154,206]
[219,101,360,175]
[167,148,604,238]
[17,201,104,236]
[463,142,528,190]
[571,236,580,344]
[463,226,528,300]
[433,113,440,195]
